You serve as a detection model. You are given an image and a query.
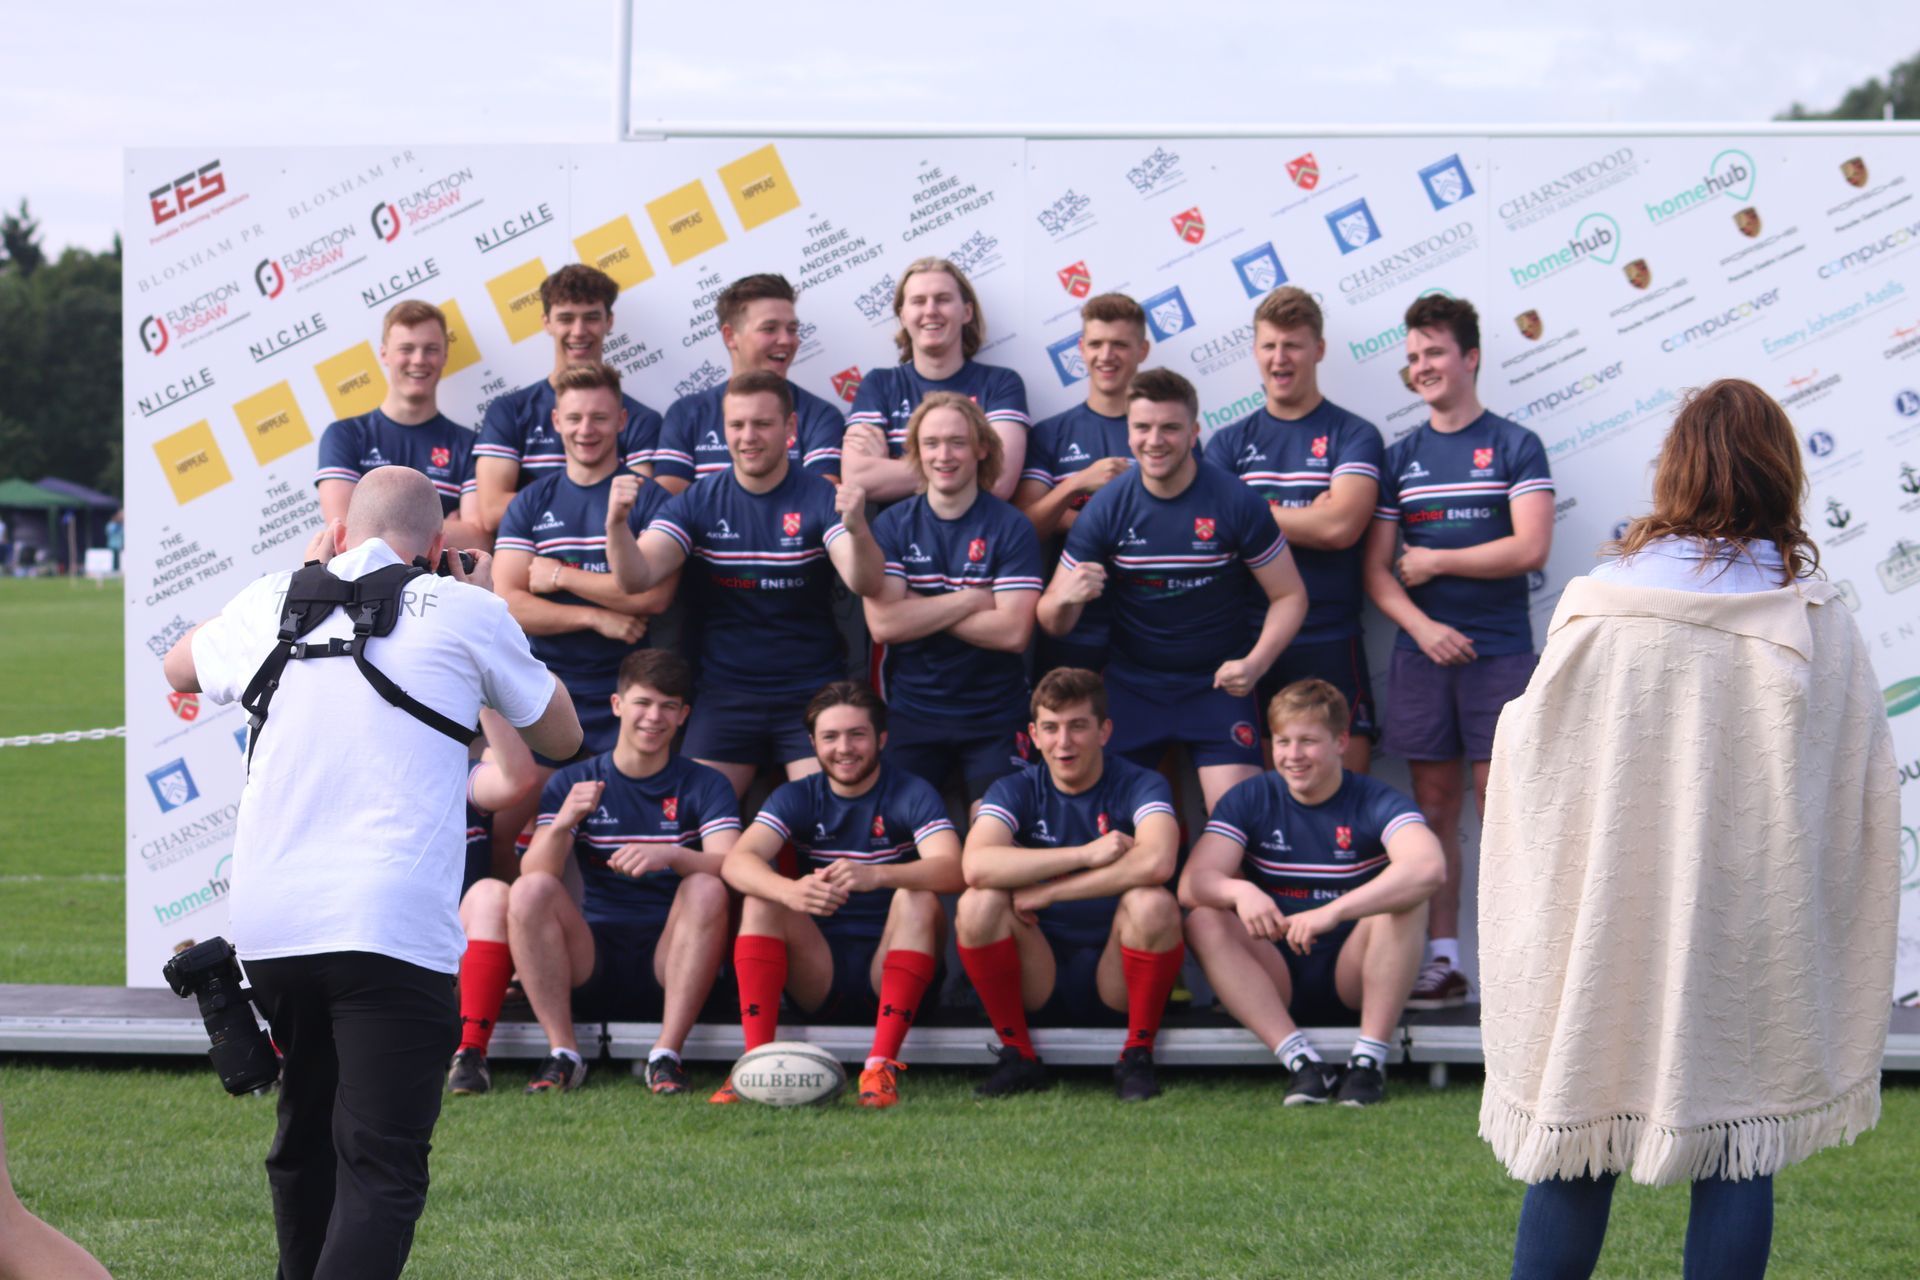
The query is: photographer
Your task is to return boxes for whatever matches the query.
[163,466,580,1280]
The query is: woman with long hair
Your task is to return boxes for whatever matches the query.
[1477,378,1900,1279]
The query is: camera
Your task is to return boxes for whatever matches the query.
[436,549,477,576]
[162,937,281,1095]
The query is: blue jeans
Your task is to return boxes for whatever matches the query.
[1511,1172,1774,1279]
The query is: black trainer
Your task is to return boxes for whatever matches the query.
[1282,1055,1336,1106]
[644,1055,690,1096]
[1335,1056,1386,1107]
[446,1048,490,1096]
[525,1052,587,1094]
[1113,1046,1160,1102]
[975,1044,1051,1098]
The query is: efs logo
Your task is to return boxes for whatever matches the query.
[149,160,227,226]
[370,202,402,243]
[138,315,170,355]
[254,259,286,299]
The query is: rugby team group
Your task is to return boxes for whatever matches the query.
[309,255,1556,1109]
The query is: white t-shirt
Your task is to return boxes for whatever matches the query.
[1588,535,1788,594]
[192,538,554,973]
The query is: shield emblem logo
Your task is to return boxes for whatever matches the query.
[168,691,200,721]
[1515,310,1543,341]
[1310,436,1328,459]
[430,446,451,469]
[1150,297,1189,337]
[782,511,802,537]
[1623,259,1652,290]
[662,796,678,821]
[1172,207,1206,245]
[1733,207,1762,238]
[1336,210,1372,248]
[1232,722,1256,748]
[1058,262,1091,297]
[1336,825,1352,850]
[1287,153,1319,190]
[872,814,887,839]
[968,538,986,563]
[786,432,797,451]
[1014,730,1031,760]
[1842,157,1869,188]
[155,769,193,809]
[831,366,863,403]
[1194,517,1215,540]
[1055,344,1089,382]
[1428,164,1466,206]
[1096,812,1110,835]
[1473,447,1494,469]
[1244,255,1279,292]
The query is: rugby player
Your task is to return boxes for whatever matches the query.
[866,393,1043,809]
[718,682,962,1108]
[314,299,484,548]
[472,264,662,534]
[1205,287,1385,771]
[1015,293,1149,675]
[956,668,1183,1101]
[606,371,886,797]
[1363,294,1553,1008]
[1037,369,1308,811]
[654,273,845,494]
[843,257,1030,503]
[1181,679,1442,1106]
[459,708,540,896]
[451,650,740,1096]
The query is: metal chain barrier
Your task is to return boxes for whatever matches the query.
[0,726,127,748]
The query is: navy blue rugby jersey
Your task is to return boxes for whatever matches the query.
[473,380,662,475]
[1375,411,1553,656]
[464,759,492,887]
[1060,463,1285,680]
[314,409,476,515]
[655,380,844,483]
[1022,403,1130,652]
[647,466,849,697]
[1202,771,1425,914]
[845,361,1030,455]
[495,471,670,686]
[752,765,955,937]
[534,752,741,927]
[975,755,1176,942]
[870,491,1044,723]
[1204,398,1383,644]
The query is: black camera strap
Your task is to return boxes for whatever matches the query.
[238,560,478,767]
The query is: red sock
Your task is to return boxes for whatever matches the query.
[734,933,788,1051]
[1121,942,1186,1054]
[456,940,513,1054]
[958,936,1034,1060]
[869,949,936,1063]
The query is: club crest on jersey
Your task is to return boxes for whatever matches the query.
[1311,436,1328,459]
[1194,516,1215,541]
[831,366,863,403]
[662,796,678,821]
[782,511,802,537]
[1473,447,1494,469]
[872,814,888,839]
[1172,206,1206,245]
[168,691,200,721]
[1232,722,1255,749]
[1096,812,1111,835]
[1014,730,1031,761]
[786,432,797,451]
[1287,153,1320,190]
[1058,261,1091,297]
[430,446,451,469]
[1335,825,1352,850]
[968,538,986,563]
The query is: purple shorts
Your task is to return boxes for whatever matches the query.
[1380,647,1536,762]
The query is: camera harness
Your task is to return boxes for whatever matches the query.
[238,560,478,766]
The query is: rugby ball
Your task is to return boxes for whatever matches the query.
[731,1041,846,1106]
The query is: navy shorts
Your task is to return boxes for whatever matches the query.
[574,917,667,1021]
[1276,918,1359,1027]
[1380,647,1537,762]
[884,709,1031,802]
[1257,636,1379,741]
[682,685,815,768]
[1034,634,1108,681]
[534,685,618,769]
[796,923,885,1022]
[1032,929,1125,1027]
[1106,664,1262,770]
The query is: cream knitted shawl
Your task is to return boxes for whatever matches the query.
[1478,576,1900,1186]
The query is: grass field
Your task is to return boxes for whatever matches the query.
[1,576,1915,1278]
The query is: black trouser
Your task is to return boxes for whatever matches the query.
[244,950,458,1280]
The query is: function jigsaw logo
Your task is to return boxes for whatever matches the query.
[1142,287,1196,340]
[1231,243,1286,298]
[1418,155,1475,210]
[1325,199,1382,254]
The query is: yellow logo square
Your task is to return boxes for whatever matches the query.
[439,298,482,377]
[314,342,388,420]
[719,145,801,230]
[153,420,233,504]
[486,258,550,344]
[573,215,655,292]
[646,180,727,265]
[231,381,312,466]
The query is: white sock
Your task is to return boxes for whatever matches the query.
[1276,1031,1321,1071]
[1426,938,1459,969]
[864,1055,890,1071]
[550,1046,582,1065]
[647,1047,679,1065]
[1350,1035,1392,1068]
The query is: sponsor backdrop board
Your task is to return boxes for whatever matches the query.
[125,138,1920,997]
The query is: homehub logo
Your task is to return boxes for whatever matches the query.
[152,855,232,925]
[1346,288,1454,364]
[1644,150,1754,225]
[1508,214,1619,288]
[1660,288,1783,353]
[1509,360,1626,423]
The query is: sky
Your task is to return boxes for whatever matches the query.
[5,0,1916,254]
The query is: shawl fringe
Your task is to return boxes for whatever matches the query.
[1478,1074,1882,1187]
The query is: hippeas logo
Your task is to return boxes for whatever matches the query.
[154,421,234,504]
[719,145,800,230]
[313,342,388,420]
[646,179,727,265]
[1886,676,1920,717]
[438,298,482,377]
[231,381,312,465]
[573,215,654,291]
[485,257,550,344]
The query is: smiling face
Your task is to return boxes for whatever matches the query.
[553,385,625,471]
[1031,697,1111,792]
[612,680,690,757]
[1080,318,1149,400]
[1127,398,1198,484]
[899,270,971,361]
[544,297,613,368]
[1404,325,1478,413]
[722,389,794,480]
[1255,321,1325,414]
[1269,714,1346,799]
[379,320,447,398]
[811,703,883,788]
[914,404,984,498]
[724,297,800,376]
